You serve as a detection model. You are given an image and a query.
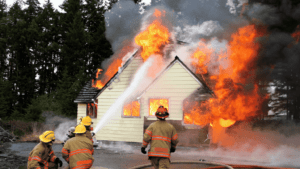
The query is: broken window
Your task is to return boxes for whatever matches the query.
[87,100,97,118]
[149,99,169,116]
[123,101,140,117]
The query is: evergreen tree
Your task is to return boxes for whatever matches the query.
[36,1,60,95]
[84,0,112,75]
[57,0,89,116]
[0,0,8,75]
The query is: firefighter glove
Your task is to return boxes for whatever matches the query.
[141,147,147,154]
[55,157,63,167]
[170,147,176,153]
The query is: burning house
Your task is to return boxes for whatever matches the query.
[74,49,213,143]
[73,3,272,146]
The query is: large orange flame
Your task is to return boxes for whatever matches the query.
[135,9,170,61]
[191,40,213,74]
[185,25,266,132]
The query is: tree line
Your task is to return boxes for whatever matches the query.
[0,0,143,121]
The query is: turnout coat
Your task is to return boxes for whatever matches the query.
[27,142,57,169]
[62,134,94,169]
[142,120,179,158]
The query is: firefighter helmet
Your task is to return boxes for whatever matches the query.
[39,131,55,143]
[81,116,93,126]
[155,106,169,119]
[74,124,86,134]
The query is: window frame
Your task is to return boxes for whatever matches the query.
[86,100,97,119]
[148,98,169,117]
[122,100,141,118]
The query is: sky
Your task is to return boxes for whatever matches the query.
[6,0,151,11]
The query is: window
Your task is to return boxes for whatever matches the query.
[123,101,140,117]
[87,100,97,118]
[149,99,169,116]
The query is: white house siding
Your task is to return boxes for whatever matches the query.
[95,57,144,143]
[77,103,86,124]
[140,61,202,121]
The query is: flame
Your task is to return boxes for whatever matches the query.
[87,102,97,118]
[219,118,236,128]
[149,99,168,116]
[135,9,170,61]
[95,69,103,78]
[184,25,266,132]
[123,101,140,117]
[191,40,213,74]
[92,45,135,89]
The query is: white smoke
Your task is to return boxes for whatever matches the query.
[174,21,223,43]
[54,120,76,142]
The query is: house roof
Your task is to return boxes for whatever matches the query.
[74,50,139,103]
[74,53,213,103]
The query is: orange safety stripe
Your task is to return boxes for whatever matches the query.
[49,150,54,155]
[36,167,41,169]
[70,149,93,157]
[152,135,171,143]
[42,160,49,169]
[28,156,42,162]
[142,140,149,146]
[66,156,69,162]
[172,133,178,140]
[145,130,152,137]
[50,155,56,162]
[62,148,69,154]
[148,152,170,158]
[154,147,168,152]
[72,160,93,169]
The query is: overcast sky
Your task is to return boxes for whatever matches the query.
[6,0,151,11]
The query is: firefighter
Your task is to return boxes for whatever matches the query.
[141,106,179,169]
[80,116,95,143]
[62,126,75,146]
[62,124,94,168]
[27,131,63,169]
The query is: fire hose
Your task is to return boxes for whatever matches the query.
[129,160,234,169]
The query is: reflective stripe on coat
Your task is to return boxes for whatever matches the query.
[142,120,179,158]
[62,134,94,169]
[27,142,57,169]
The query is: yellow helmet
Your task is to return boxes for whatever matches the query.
[81,116,92,126]
[39,131,55,143]
[74,124,86,134]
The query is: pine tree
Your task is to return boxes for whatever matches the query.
[36,1,60,95]
[84,0,112,75]
[57,0,89,116]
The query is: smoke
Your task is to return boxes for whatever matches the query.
[54,120,76,142]
[41,112,76,142]
[176,122,300,168]
[96,141,135,153]
[105,0,142,52]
